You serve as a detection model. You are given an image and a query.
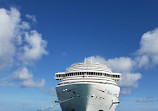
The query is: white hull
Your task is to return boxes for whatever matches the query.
[56,83,120,111]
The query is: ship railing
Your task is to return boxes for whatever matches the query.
[61,76,116,82]
[57,80,117,86]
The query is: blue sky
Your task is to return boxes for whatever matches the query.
[0,0,158,111]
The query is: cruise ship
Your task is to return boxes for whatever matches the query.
[55,59,121,111]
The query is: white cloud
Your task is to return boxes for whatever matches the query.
[120,88,131,95]
[87,56,135,73]
[22,30,48,64]
[20,21,30,30]
[0,8,20,69]
[135,55,149,68]
[26,14,37,22]
[22,79,45,88]
[12,67,33,81]
[0,8,47,88]
[87,56,107,64]
[138,29,158,55]
[0,7,47,68]
[136,28,158,67]
[117,73,142,88]
[6,67,45,88]
[106,57,135,73]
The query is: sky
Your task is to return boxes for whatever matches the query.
[0,0,158,111]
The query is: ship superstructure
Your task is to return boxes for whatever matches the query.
[55,60,121,111]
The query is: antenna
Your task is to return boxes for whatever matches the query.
[84,57,86,62]
[91,57,93,65]
[84,57,87,65]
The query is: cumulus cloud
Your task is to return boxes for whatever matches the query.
[12,67,33,81]
[117,73,142,88]
[0,8,47,88]
[87,56,107,65]
[136,28,158,67]
[5,67,45,88]
[22,30,48,64]
[120,88,131,95]
[87,56,135,73]
[87,28,158,94]
[106,57,135,73]
[0,8,19,69]
[22,79,45,88]
[0,7,47,68]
